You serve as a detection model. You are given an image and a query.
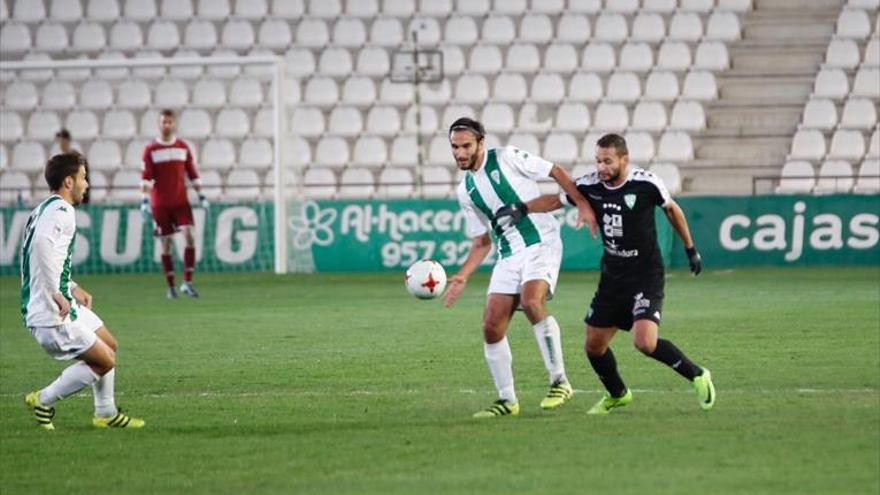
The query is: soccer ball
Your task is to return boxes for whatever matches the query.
[405,259,447,300]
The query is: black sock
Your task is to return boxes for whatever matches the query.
[587,348,628,398]
[648,339,702,381]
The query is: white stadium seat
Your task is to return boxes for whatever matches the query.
[775,161,815,194]
[582,43,615,72]
[338,168,375,199]
[801,98,838,130]
[454,74,490,104]
[285,48,316,79]
[555,103,590,133]
[481,103,515,134]
[123,0,156,20]
[683,71,718,100]
[352,136,387,168]
[154,79,188,107]
[72,22,106,52]
[304,77,339,107]
[221,20,255,50]
[594,13,628,42]
[594,103,629,132]
[407,17,442,46]
[35,22,67,53]
[110,169,142,202]
[355,47,389,77]
[225,169,262,201]
[215,109,250,138]
[0,112,23,143]
[87,140,122,171]
[333,18,367,47]
[828,129,866,161]
[493,73,528,103]
[124,139,148,167]
[85,170,108,203]
[147,21,180,51]
[389,135,418,167]
[377,168,413,198]
[789,129,827,161]
[507,133,541,154]
[0,22,30,53]
[853,158,880,193]
[303,168,336,199]
[469,44,503,74]
[102,110,137,139]
[631,101,668,132]
[719,0,753,10]
[605,72,641,102]
[29,111,63,141]
[236,0,267,17]
[259,19,292,49]
[694,41,730,70]
[422,166,452,198]
[197,0,229,19]
[365,106,401,136]
[605,0,639,13]
[669,101,706,131]
[482,15,516,44]
[379,79,414,106]
[192,79,227,108]
[403,105,439,134]
[308,0,341,17]
[445,16,478,45]
[177,109,212,140]
[11,141,46,171]
[426,135,452,166]
[619,43,654,73]
[813,68,849,99]
[650,163,682,195]
[342,76,377,107]
[568,0,600,13]
[229,78,263,108]
[852,68,880,98]
[544,44,579,73]
[51,0,83,20]
[170,50,204,80]
[839,98,877,129]
[669,12,704,41]
[200,139,235,170]
[160,0,192,19]
[110,21,143,51]
[319,48,353,77]
[543,133,579,164]
[631,13,665,43]
[4,81,37,110]
[530,73,566,103]
[296,18,330,47]
[345,0,376,16]
[657,41,692,71]
[814,160,854,193]
[327,106,363,136]
[557,14,591,43]
[517,103,553,133]
[86,0,119,20]
[625,132,656,163]
[643,0,676,13]
[568,72,603,102]
[0,171,32,204]
[656,132,695,161]
[370,17,403,46]
[185,20,217,50]
[283,136,311,169]
[836,8,871,38]
[139,109,160,136]
[868,128,880,158]
[315,136,350,168]
[418,81,453,105]
[116,79,151,108]
[506,44,541,73]
[824,39,861,69]
[239,138,273,170]
[41,81,76,109]
[519,14,554,44]
[14,0,45,21]
[706,11,742,41]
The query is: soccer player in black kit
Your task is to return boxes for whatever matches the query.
[495,134,715,414]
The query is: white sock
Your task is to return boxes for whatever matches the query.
[92,367,118,417]
[533,315,567,384]
[39,362,100,406]
[484,337,517,404]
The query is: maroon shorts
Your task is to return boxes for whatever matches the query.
[152,203,194,237]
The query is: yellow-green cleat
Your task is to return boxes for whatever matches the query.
[473,399,520,419]
[587,389,633,415]
[93,410,145,429]
[25,391,55,431]
[540,379,573,410]
[693,368,716,411]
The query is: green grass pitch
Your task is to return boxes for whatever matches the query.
[1,267,878,495]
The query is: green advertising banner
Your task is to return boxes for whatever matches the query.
[0,203,274,276]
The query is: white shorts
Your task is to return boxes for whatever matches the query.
[488,238,563,297]
[29,306,104,361]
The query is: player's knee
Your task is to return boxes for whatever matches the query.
[92,357,115,376]
[633,336,656,355]
[482,319,506,343]
[518,296,544,318]
[584,339,608,357]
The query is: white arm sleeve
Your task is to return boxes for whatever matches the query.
[30,224,66,294]
[503,146,554,180]
[457,186,490,238]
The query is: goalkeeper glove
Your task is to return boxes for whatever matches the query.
[686,246,702,276]
[494,202,528,230]
[140,198,151,222]
[198,193,210,209]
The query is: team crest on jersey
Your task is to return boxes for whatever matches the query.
[490,170,501,183]
[624,193,637,209]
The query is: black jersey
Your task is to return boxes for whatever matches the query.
[563,167,672,281]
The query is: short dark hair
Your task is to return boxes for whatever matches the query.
[449,117,485,141]
[45,153,85,191]
[160,109,176,118]
[55,128,71,140]
[596,133,628,157]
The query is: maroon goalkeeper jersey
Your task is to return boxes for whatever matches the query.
[141,138,199,208]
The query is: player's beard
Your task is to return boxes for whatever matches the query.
[600,169,620,184]
[460,145,482,171]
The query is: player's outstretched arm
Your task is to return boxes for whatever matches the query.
[549,164,597,236]
[444,233,492,308]
[72,285,93,309]
[664,201,702,276]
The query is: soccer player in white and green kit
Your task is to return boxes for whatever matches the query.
[20,153,144,430]
[442,118,598,418]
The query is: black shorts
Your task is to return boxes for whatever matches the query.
[585,274,665,331]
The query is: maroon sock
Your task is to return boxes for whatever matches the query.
[184,247,195,283]
[161,254,175,288]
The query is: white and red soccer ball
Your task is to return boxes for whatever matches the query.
[405,260,447,300]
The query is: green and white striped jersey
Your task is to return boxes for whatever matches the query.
[456,146,561,259]
[20,195,79,327]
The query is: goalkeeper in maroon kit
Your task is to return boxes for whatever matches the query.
[141,109,208,299]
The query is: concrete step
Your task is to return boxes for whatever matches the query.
[694,135,791,162]
[754,0,844,11]
[706,104,804,132]
[719,75,815,101]
[730,47,826,72]
[743,20,835,41]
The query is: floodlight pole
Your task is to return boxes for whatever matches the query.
[412,28,425,198]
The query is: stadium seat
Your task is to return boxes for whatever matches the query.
[338,168,375,199]
[355,47,390,77]
[571,163,598,179]
[235,0,267,17]
[669,101,707,131]
[868,127,880,158]
[422,166,452,197]
[443,47,465,77]
[11,141,45,171]
[853,158,880,193]
[445,16,478,45]
[382,0,415,16]
[557,14,591,43]
[341,76,377,108]
[85,170,108,203]
[788,129,827,161]
[469,44,503,74]
[594,103,629,132]
[568,0,600,13]
[605,72,641,102]
[304,77,339,107]
[109,21,142,51]
[50,0,82,20]
[517,103,554,133]
[683,71,718,100]
[441,105,476,131]
[139,109,160,136]
[507,133,541,154]
[419,81,453,105]
[200,139,236,170]
[631,101,668,132]
[531,73,566,103]
[114,79,150,108]
[309,0,341,17]
[801,98,838,130]
[694,41,730,70]
[194,170,221,200]
[454,74,490,104]
[775,161,815,194]
[35,22,67,53]
[124,139,148,168]
[669,12,703,41]
[154,79,188,107]
[656,132,695,161]
[568,72,603,102]
[706,11,742,41]
[555,103,590,133]
[377,167,415,198]
[506,44,541,73]
[379,79,414,106]
[631,13,665,43]
[370,17,403,46]
[86,0,119,20]
[177,109,212,139]
[94,50,129,80]
[327,106,363,136]
[543,133,579,164]
[0,171,32,204]
[624,132,656,163]
[191,79,226,108]
[864,39,880,67]
[650,163,681,194]
[642,0,676,12]
[544,44,578,73]
[319,48,354,78]
[719,0,753,10]
[12,0,43,20]
[29,111,63,141]
[229,78,263,108]
[0,112,23,143]
[333,18,367,47]
[283,136,311,168]
[216,109,250,138]
[345,0,376,16]
[249,108,273,139]
[426,134,452,166]
[619,43,654,73]
[239,138,273,170]
[352,136,387,168]
[71,22,106,52]
[403,105,439,134]
[0,144,8,169]
[197,0,229,19]
[482,15,516,44]
[493,73,528,103]
[184,20,217,50]
[259,19,292,49]
[852,68,880,98]
[296,18,330,47]
[147,21,180,51]
[19,53,53,81]
[407,18,441,46]
[389,135,418,167]
[303,167,336,198]
[813,68,849,100]
[102,110,137,139]
[0,22,30,53]
[657,41,692,71]
[828,129,866,160]
[225,169,262,200]
[824,39,860,69]
[160,0,192,19]
[285,48,316,79]
[110,169,142,202]
[3,81,37,110]
[813,160,854,193]
[605,0,638,13]
[365,106,401,136]
[839,98,877,129]
[594,13,628,42]
[582,43,616,72]
[221,20,255,50]
[87,140,122,171]
[123,0,156,19]
[481,103,515,134]
[315,136,350,168]
[836,8,871,39]
[519,14,554,44]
